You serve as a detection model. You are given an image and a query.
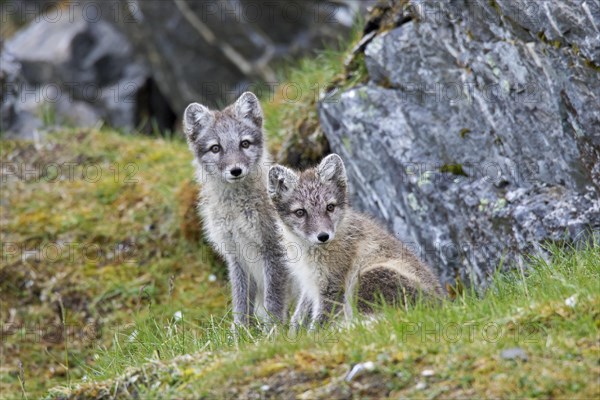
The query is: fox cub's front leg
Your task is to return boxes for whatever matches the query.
[263,249,289,324]
[290,294,312,332]
[228,257,256,326]
[311,281,344,329]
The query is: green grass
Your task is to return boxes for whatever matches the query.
[46,242,599,399]
[262,17,367,158]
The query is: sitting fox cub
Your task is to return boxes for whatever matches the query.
[183,92,288,326]
[268,154,443,329]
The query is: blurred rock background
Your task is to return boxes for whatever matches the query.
[1,0,365,138]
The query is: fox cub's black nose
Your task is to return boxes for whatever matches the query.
[317,232,330,243]
[230,167,242,177]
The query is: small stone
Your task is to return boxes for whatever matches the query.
[421,369,435,377]
[345,361,376,382]
[501,347,528,361]
[415,381,427,390]
[208,274,217,282]
[260,385,270,392]
[127,330,138,343]
[565,295,577,307]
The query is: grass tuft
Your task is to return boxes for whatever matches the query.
[262,17,367,168]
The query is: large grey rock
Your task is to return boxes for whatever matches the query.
[319,0,600,287]
[2,4,148,137]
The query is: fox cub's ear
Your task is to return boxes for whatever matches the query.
[233,92,263,129]
[317,154,347,185]
[268,165,298,200]
[183,103,213,143]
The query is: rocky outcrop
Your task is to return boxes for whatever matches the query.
[319,0,600,286]
[2,4,148,138]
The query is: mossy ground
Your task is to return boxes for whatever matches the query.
[0,128,228,399]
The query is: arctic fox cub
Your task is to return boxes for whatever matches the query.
[183,92,289,326]
[268,154,443,329]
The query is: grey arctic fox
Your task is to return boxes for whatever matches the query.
[183,92,289,326]
[268,154,444,329]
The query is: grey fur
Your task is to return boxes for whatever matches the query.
[269,154,444,329]
[183,92,289,326]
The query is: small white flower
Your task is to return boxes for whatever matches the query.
[173,311,183,321]
[208,274,217,282]
[260,385,270,392]
[565,295,577,308]
[421,369,435,377]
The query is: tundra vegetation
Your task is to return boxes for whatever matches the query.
[1,19,598,400]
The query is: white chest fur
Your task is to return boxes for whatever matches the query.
[200,181,268,287]
[280,225,322,305]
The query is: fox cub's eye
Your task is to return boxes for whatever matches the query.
[326,204,336,212]
[210,145,221,153]
[294,209,306,218]
[240,140,251,149]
